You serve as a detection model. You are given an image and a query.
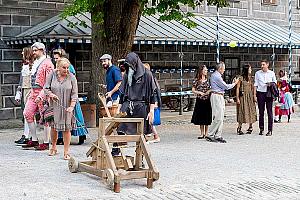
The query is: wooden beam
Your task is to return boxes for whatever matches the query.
[102,117,144,124]
[106,135,140,143]
[78,163,104,177]
[140,136,159,180]
[119,170,147,180]
[86,141,97,157]
[105,121,121,136]
[80,161,96,165]
[102,136,119,176]
[98,94,111,118]
[134,140,142,170]
[98,118,107,137]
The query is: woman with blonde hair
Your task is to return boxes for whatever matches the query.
[52,48,88,144]
[44,57,78,160]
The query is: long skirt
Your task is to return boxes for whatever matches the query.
[236,93,257,124]
[58,100,88,137]
[280,92,294,116]
[191,98,212,125]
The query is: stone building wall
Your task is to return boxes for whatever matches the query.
[185,0,300,33]
[1,0,300,119]
[0,0,69,119]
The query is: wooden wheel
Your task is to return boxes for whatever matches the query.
[68,157,79,173]
[103,169,114,188]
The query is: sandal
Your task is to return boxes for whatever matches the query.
[197,135,205,139]
[246,127,253,134]
[48,149,57,156]
[63,153,70,160]
[237,127,244,135]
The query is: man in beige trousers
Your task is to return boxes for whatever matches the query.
[206,62,239,143]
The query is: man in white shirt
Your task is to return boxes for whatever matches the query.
[254,59,277,136]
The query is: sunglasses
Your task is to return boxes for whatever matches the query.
[32,49,43,52]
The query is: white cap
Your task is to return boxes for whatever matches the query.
[31,42,46,52]
[100,54,112,60]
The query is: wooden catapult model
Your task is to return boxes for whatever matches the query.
[68,94,159,192]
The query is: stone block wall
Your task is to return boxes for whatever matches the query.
[184,0,300,33]
[0,0,68,119]
[1,0,300,119]
[0,42,294,119]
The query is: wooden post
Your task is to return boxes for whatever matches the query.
[135,120,144,170]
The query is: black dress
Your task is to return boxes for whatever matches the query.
[191,79,212,125]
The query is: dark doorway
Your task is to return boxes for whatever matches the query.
[224,57,240,83]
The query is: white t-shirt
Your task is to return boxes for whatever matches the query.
[21,64,31,76]
[31,55,46,76]
[254,69,277,92]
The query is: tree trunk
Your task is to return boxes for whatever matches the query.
[89,0,142,121]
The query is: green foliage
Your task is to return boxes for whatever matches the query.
[143,0,229,28]
[62,0,229,29]
[61,0,104,27]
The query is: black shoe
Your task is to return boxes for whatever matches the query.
[259,130,264,135]
[15,135,26,143]
[197,136,205,139]
[215,137,227,143]
[237,127,244,135]
[56,138,64,145]
[15,135,29,146]
[206,136,218,142]
[274,119,281,123]
[78,135,86,145]
[266,131,272,136]
[246,127,253,134]
[111,148,120,156]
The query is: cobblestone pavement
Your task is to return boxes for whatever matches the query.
[1,106,300,199]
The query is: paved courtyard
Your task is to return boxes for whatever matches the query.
[1,106,300,199]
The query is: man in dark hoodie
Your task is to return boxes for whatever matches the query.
[117,52,157,137]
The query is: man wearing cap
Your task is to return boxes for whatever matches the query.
[22,42,54,150]
[100,54,122,106]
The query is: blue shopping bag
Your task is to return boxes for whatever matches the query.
[153,107,161,126]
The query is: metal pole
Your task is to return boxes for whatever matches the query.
[179,45,184,115]
[271,47,275,71]
[216,6,220,64]
[288,0,292,82]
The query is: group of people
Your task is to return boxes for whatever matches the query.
[14,42,88,160]
[15,41,293,158]
[191,60,294,143]
[15,43,162,159]
[99,53,161,146]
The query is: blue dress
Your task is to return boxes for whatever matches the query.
[58,64,88,138]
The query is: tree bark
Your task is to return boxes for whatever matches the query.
[89,0,142,121]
